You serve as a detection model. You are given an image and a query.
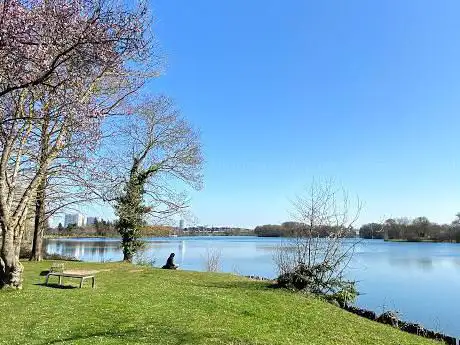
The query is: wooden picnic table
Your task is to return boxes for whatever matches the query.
[45,270,96,288]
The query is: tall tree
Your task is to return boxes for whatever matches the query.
[101,96,203,262]
[0,0,156,288]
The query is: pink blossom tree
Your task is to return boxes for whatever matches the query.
[0,0,158,288]
[0,0,157,98]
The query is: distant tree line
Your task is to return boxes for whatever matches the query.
[46,222,178,238]
[140,225,174,237]
[46,219,117,237]
[184,226,253,236]
[359,214,460,243]
[254,222,357,238]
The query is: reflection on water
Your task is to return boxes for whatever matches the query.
[388,256,433,270]
[46,238,122,262]
[45,237,460,338]
[179,240,186,266]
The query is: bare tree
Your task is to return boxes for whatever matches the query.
[274,179,362,305]
[98,96,203,262]
[203,248,222,272]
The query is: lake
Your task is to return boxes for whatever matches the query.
[45,236,460,338]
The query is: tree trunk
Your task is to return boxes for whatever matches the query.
[123,250,133,262]
[0,258,23,289]
[0,225,23,289]
[30,179,46,261]
[30,115,49,262]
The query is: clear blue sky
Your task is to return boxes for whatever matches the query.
[71,1,460,228]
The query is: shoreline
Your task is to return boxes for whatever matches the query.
[45,234,460,244]
[2,261,450,345]
[39,238,460,340]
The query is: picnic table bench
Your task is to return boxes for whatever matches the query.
[45,265,96,288]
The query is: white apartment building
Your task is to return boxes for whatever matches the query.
[64,213,86,227]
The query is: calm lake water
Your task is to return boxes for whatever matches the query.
[45,236,460,338]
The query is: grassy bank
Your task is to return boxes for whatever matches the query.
[0,262,438,345]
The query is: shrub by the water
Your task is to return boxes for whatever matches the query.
[276,262,357,306]
[376,311,400,327]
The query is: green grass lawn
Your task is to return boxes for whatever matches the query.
[0,261,437,345]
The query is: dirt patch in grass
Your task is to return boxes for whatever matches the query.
[63,269,99,275]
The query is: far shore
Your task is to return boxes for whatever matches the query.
[44,233,256,239]
[43,234,460,245]
[384,238,459,244]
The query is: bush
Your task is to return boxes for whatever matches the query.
[134,249,156,267]
[376,311,400,327]
[276,263,357,305]
[331,284,358,307]
[43,253,80,261]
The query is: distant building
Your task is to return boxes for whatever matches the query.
[64,213,85,227]
[86,217,98,225]
[179,219,185,229]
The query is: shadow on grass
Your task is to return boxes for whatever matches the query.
[42,329,140,344]
[33,283,77,290]
[40,322,256,345]
[190,279,273,291]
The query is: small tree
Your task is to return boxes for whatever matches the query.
[203,248,222,272]
[274,179,361,305]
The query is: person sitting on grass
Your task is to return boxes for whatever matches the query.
[162,253,178,269]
